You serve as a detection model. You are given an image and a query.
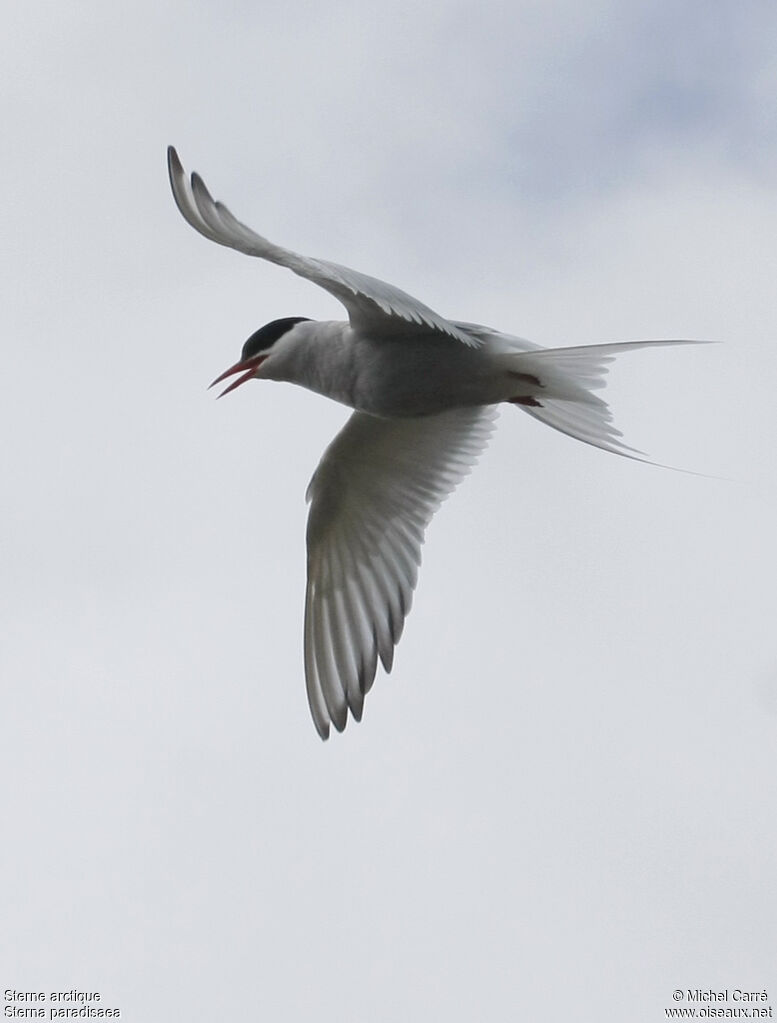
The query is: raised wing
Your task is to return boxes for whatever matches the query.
[304,405,498,739]
[167,147,478,347]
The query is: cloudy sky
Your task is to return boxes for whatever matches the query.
[2,1,776,1020]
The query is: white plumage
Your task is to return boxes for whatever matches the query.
[168,146,700,739]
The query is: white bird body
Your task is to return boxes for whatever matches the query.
[167,146,701,739]
[260,320,538,415]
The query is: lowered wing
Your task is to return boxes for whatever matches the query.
[304,405,498,738]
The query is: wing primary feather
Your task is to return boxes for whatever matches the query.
[313,568,348,732]
[167,147,223,246]
[319,552,361,722]
[342,569,378,683]
[303,576,331,741]
[342,510,402,673]
[350,554,390,687]
[328,583,364,721]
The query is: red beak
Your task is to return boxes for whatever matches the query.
[208,353,268,398]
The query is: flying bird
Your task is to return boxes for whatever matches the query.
[168,145,699,740]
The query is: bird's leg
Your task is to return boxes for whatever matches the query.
[507,370,543,406]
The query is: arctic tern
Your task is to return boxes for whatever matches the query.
[168,145,700,740]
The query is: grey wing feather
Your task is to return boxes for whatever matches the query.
[304,406,498,739]
[168,146,478,347]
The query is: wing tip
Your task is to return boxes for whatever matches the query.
[167,144,184,185]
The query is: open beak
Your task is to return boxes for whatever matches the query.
[208,353,268,398]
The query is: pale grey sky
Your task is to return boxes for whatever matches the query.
[2,2,776,1020]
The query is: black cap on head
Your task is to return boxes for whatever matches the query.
[241,317,311,361]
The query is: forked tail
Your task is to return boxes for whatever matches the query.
[506,340,705,464]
